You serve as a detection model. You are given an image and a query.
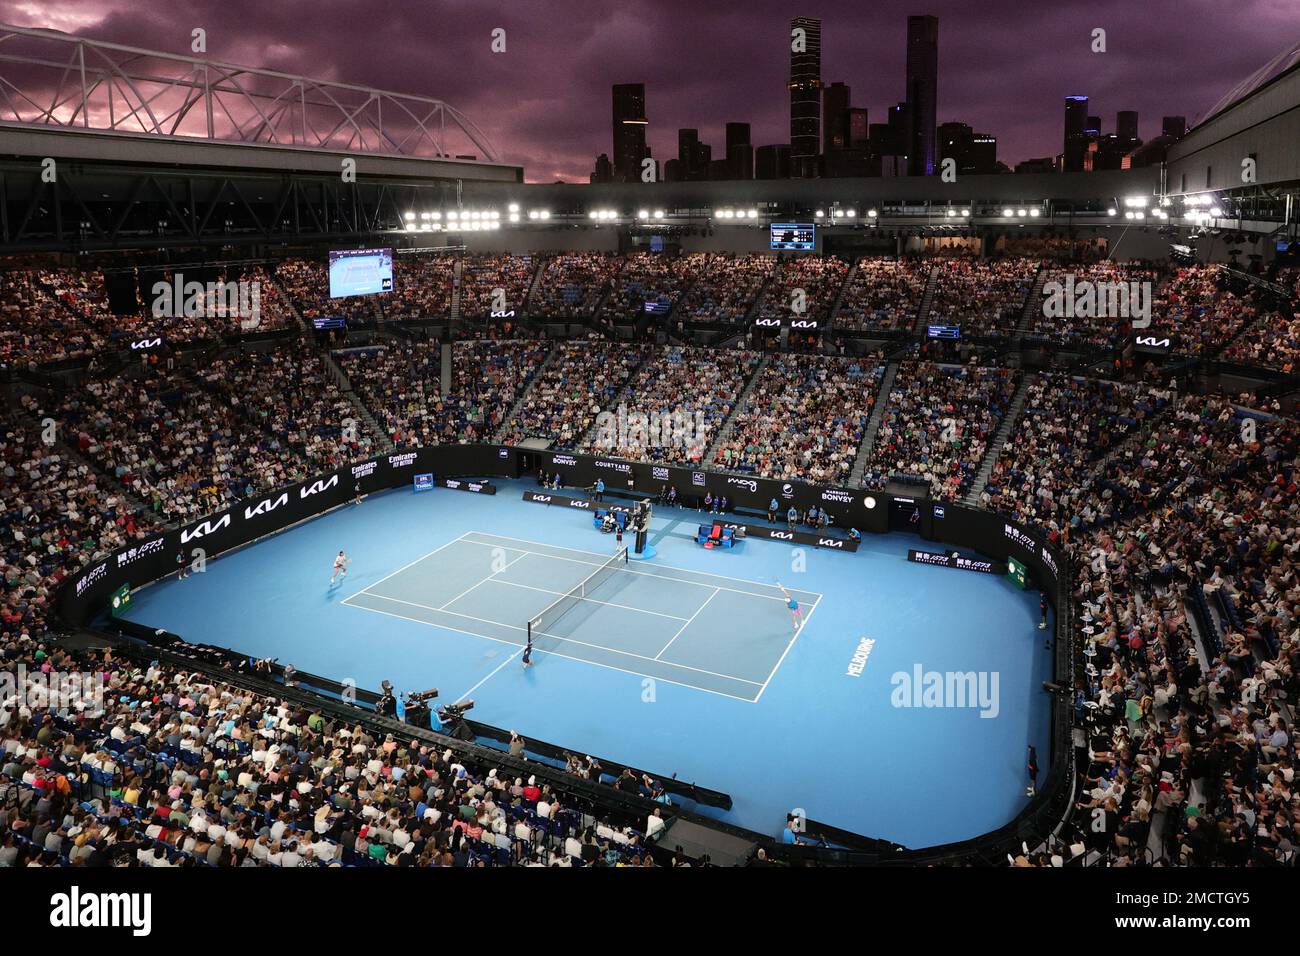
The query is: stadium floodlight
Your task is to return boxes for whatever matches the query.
[404,211,415,220]
[655,210,666,220]
[747,209,758,218]
[508,203,520,213]
[1029,208,1041,217]
[527,210,538,220]
[1016,209,1027,217]
[1107,207,1117,216]
[508,213,520,223]
[1134,211,1145,219]
[447,210,458,220]
[430,211,441,221]
[1124,211,1134,220]
[539,210,550,220]
[815,209,824,218]
[844,209,855,218]
[589,211,599,220]
[489,210,500,219]
[961,209,970,217]
[1123,195,1149,208]
[1210,207,1223,218]
[867,209,877,218]
[638,209,649,219]
[405,223,417,231]
[1002,208,1014,217]
[945,208,954,217]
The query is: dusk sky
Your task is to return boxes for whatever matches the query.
[3,0,1298,181]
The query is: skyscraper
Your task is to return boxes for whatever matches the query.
[726,123,753,179]
[611,83,648,183]
[1162,115,1188,139]
[822,81,851,153]
[1116,110,1139,146]
[1063,95,1089,172]
[905,15,939,176]
[789,17,822,178]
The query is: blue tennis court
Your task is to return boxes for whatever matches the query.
[120,478,1051,848]
[343,531,819,702]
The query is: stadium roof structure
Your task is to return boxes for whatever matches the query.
[0,23,501,165]
[1198,39,1300,128]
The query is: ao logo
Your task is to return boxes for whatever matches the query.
[180,513,231,543]
[299,475,339,498]
[244,492,288,520]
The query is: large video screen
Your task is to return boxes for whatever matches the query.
[328,248,394,298]
[770,223,815,251]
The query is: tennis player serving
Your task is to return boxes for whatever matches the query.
[778,583,801,631]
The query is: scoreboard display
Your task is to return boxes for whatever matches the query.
[1006,555,1030,589]
[109,582,132,618]
[770,223,815,251]
[328,248,394,298]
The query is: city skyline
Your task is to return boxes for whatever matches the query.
[1,0,1294,182]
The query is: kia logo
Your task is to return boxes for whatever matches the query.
[300,475,339,498]
[771,531,793,540]
[533,495,552,503]
[130,338,162,350]
[1135,336,1171,347]
[180,513,232,543]
[754,318,780,327]
[817,538,843,548]
[791,319,818,329]
[244,492,288,520]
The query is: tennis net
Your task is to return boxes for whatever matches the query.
[527,547,628,642]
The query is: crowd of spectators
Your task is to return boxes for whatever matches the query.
[339,339,549,446]
[862,362,1019,498]
[386,257,453,321]
[1147,265,1259,354]
[531,253,622,318]
[981,374,1171,535]
[500,338,647,449]
[928,257,1037,337]
[676,254,774,325]
[581,346,760,464]
[1016,397,1299,867]
[712,353,882,483]
[0,636,670,867]
[277,259,384,326]
[834,257,928,331]
[1029,261,1165,347]
[1,401,153,638]
[599,253,706,322]
[755,255,849,326]
[0,271,102,366]
[459,255,539,318]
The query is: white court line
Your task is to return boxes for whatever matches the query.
[437,551,529,610]
[454,647,522,704]
[655,587,719,661]
[350,590,763,686]
[343,531,470,603]
[459,533,819,605]
[753,596,823,704]
[339,597,761,703]
[486,577,691,622]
